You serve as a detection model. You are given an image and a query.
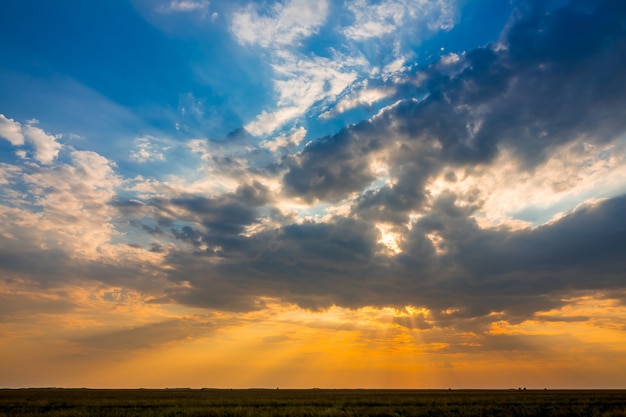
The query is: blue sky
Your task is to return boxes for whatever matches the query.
[2,0,626,388]
[0,0,514,161]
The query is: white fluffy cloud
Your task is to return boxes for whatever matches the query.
[0,114,24,146]
[261,126,307,153]
[231,0,328,48]
[22,124,62,164]
[0,115,61,164]
[16,150,121,257]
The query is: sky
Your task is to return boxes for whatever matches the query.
[1,0,626,389]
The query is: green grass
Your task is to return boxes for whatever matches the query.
[0,389,625,416]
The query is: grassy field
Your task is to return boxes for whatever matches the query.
[0,388,625,417]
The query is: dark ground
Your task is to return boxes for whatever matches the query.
[1,388,625,416]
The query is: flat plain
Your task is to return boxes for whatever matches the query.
[1,388,625,417]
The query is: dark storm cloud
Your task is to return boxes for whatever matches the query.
[110,181,272,254]
[355,132,444,223]
[162,216,385,311]
[167,181,269,234]
[403,0,626,169]
[161,193,626,324]
[403,195,626,323]
[454,197,626,278]
[477,1,626,168]
[282,128,381,202]
[163,181,271,253]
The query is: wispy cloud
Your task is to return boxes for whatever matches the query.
[231,0,328,48]
[343,0,456,40]
[320,85,397,119]
[158,0,210,14]
[230,0,342,136]
[244,52,363,136]
[130,136,170,163]
[230,0,459,137]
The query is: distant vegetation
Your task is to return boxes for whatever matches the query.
[1,388,625,416]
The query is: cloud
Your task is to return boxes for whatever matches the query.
[158,0,210,14]
[23,122,62,164]
[452,197,626,283]
[405,195,626,323]
[229,0,458,137]
[0,291,76,322]
[3,0,626,339]
[243,47,363,137]
[0,115,62,164]
[231,0,328,48]
[162,215,382,311]
[130,136,169,163]
[145,192,626,322]
[0,163,21,186]
[230,1,376,137]
[343,0,407,40]
[16,150,122,257]
[133,0,626,321]
[282,127,381,203]
[112,180,273,263]
[343,0,457,40]
[320,85,396,119]
[0,118,162,285]
[261,126,306,153]
[0,114,24,146]
[169,183,269,237]
[276,0,626,219]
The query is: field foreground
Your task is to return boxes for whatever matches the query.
[1,388,625,417]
